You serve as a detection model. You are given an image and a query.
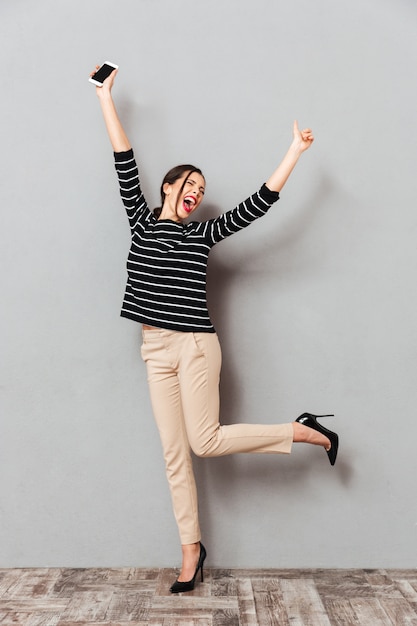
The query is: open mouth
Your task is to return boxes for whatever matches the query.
[183,196,196,213]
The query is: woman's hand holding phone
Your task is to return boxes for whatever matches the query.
[89,62,118,99]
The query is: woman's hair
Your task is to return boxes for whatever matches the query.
[153,164,204,219]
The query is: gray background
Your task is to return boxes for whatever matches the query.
[1,0,416,568]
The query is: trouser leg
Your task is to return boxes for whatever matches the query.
[141,332,200,545]
[141,328,293,544]
[178,332,294,457]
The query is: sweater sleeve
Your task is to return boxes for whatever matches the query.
[114,149,151,233]
[199,184,279,246]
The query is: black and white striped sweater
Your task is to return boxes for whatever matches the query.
[114,149,279,332]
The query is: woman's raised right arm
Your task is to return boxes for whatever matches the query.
[92,66,131,153]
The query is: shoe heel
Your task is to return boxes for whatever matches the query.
[299,412,334,420]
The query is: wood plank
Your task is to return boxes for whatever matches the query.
[0,598,67,612]
[251,577,290,626]
[212,609,240,626]
[364,570,404,598]
[0,570,23,596]
[379,598,417,625]
[1,569,62,601]
[323,598,361,625]
[58,623,150,626]
[392,578,417,603]
[150,594,238,612]
[211,569,238,597]
[236,578,258,626]
[386,570,417,581]
[0,612,61,626]
[154,568,180,597]
[279,578,331,626]
[104,590,152,622]
[313,569,374,598]
[59,591,114,622]
[149,616,213,625]
[349,598,393,625]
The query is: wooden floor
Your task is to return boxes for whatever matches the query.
[1,567,417,625]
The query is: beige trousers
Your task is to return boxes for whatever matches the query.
[140,328,293,544]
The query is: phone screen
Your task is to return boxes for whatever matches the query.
[91,64,116,84]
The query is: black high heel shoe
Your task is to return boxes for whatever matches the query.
[169,542,207,594]
[295,413,339,466]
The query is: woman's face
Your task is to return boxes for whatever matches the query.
[163,171,206,221]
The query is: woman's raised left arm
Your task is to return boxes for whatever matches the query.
[265,120,314,193]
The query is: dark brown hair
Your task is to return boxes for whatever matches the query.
[153,164,204,219]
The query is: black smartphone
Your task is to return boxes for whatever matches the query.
[89,62,118,86]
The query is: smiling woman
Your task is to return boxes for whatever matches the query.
[91,63,338,594]
[154,166,205,221]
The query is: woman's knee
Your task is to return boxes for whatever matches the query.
[190,439,214,458]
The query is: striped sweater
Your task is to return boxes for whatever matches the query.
[115,149,279,332]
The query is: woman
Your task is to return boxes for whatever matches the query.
[92,65,339,593]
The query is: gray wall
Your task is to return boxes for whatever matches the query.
[1,0,416,568]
